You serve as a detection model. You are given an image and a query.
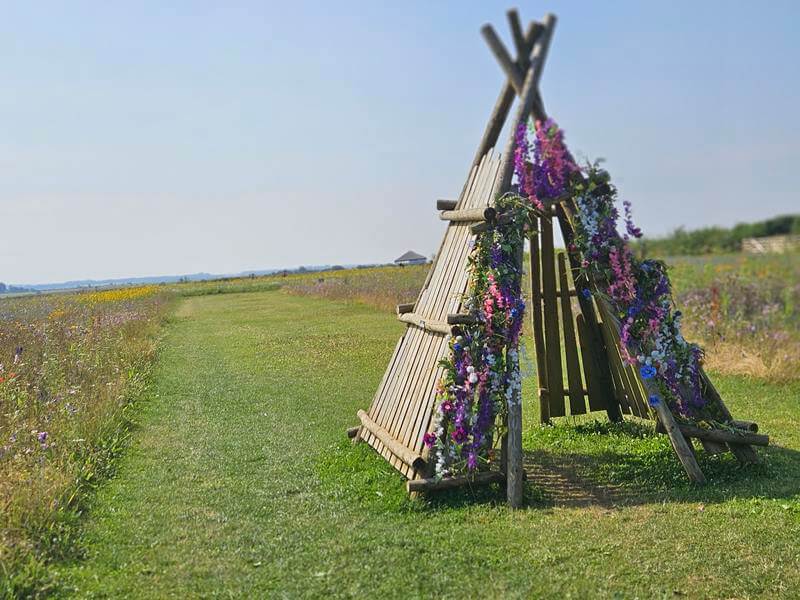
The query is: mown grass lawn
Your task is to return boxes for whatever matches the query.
[53,290,800,598]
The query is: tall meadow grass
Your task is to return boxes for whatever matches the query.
[0,286,171,593]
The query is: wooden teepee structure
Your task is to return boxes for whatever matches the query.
[349,8,768,508]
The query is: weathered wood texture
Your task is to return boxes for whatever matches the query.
[506,241,525,508]
[407,470,505,493]
[356,152,503,480]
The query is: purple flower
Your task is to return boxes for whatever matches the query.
[37,431,48,444]
[423,432,437,448]
[451,427,468,444]
[467,451,478,470]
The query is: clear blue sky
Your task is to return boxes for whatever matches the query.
[2,1,798,284]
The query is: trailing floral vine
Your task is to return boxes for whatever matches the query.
[423,195,532,477]
[570,168,722,420]
[425,117,724,479]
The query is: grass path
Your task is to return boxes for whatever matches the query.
[56,291,800,598]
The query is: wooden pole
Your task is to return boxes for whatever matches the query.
[529,228,550,422]
[407,470,504,493]
[651,399,707,484]
[471,21,543,167]
[495,13,557,194]
[506,239,525,508]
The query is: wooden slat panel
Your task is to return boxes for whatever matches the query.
[558,252,585,414]
[540,216,565,417]
[529,226,550,422]
[576,314,606,410]
[556,203,621,420]
[597,317,632,414]
[596,299,652,420]
[360,151,502,480]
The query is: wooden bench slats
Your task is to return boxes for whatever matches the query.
[359,152,502,480]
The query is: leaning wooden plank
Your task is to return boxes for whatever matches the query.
[650,399,706,483]
[540,216,565,417]
[397,330,441,459]
[529,228,550,422]
[407,470,505,493]
[576,314,605,411]
[406,337,450,470]
[425,158,487,317]
[596,298,653,419]
[357,410,426,472]
[597,316,632,414]
[557,203,620,419]
[558,252,585,414]
[360,335,405,443]
[376,329,424,471]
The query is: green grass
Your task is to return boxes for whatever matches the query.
[45,290,800,598]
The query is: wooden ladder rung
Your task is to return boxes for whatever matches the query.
[440,206,496,223]
[357,410,426,471]
[397,312,453,336]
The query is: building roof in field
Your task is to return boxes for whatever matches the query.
[394,250,427,263]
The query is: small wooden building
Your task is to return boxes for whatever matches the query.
[394,250,428,266]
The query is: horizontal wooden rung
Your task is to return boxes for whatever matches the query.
[436,198,457,211]
[446,313,477,325]
[397,312,452,335]
[731,420,758,433]
[357,410,426,471]
[396,302,415,315]
[406,470,505,493]
[471,210,512,234]
[677,424,768,447]
[440,206,496,223]
[538,288,577,298]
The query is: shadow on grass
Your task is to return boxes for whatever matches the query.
[318,419,800,512]
[520,418,800,510]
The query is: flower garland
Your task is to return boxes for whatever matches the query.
[570,168,721,419]
[526,120,722,421]
[424,120,567,478]
[423,196,530,477]
[425,118,722,479]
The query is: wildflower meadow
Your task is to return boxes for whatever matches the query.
[0,286,170,592]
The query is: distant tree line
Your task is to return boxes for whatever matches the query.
[0,282,37,294]
[634,213,800,256]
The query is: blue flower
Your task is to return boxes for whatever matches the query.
[581,288,592,299]
[639,364,657,379]
[627,305,639,317]
[648,394,660,407]
[453,343,462,353]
